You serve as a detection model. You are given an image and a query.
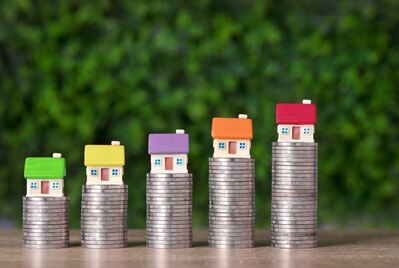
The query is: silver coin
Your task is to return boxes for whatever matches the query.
[81,195,128,200]
[24,233,69,238]
[271,237,316,242]
[24,237,69,242]
[81,205,128,210]
[146,187,192,192]
[146,238,192,244]
[209,211,254,217]
[147,204,192,209]
[82,244,126,249]
[209,244,253,249]
[209,217,254,222]
[209,223,254,228]
[24,240,70,245]
[82,240,127,246]
[271,243,316,249]
[272,215,317,220]
[272,200,316,205]
[22,204,68,208]
[147,208,191,213]
[271,228,317,233]
[208,239,254,245]
[23,224,69,229]
[23,220,69,226]
[23,207,69,211]
[272,209,317,215]
[272,224,317,229]
[146,226,192,232]
[147,213,191,218]
[24,243,69,249]
[81,218,126,223]
[146,229,192,234]
[271,239,317,245]
[146,232,192,237]
[82,188,128,192]
[83,184,128,189]
[209,159,255,164]
[81,230,126,235]
[209,196,254,201]
[82,236,127,241]
[272,142,317,146]
[209,182,256,187]
[81,208,127,213]
[23,196,69,201]
[23,213,69,219]
[23,229,69,234]
[209,157,255,162]
[272,182,316,187]
[146,219,192,224]
[146,216,191,221]
[272,185,316,190]
[271,160,317,165]
[146,192,192,199]
[147,180,192,185]
[146,242,192,248]
[146,234,191,241]
[209,205,255,210]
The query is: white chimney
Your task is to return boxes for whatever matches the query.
[302,99,312,104]
[238,114,248,119]
[111,141,121,146]
[176,129,185,134]
[52,153,62,158]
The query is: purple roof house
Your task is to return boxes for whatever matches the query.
[148,130,189,174]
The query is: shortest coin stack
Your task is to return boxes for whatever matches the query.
[81,185,128,249]
[23,196,69,249]
[146,173,193,248]
[208,158,256,249]
[271,142,318,249]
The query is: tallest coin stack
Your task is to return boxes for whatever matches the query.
[209,114,255,249]
[271,100,318,249]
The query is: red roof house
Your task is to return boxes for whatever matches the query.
[276,100,317,125]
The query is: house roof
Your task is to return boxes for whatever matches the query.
[84,144,125,166]
[148,133,189,154]
[211,117,253,140]
[276,102,317,124]
[24,157,66,179]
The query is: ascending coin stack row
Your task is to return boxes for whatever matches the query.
[23,196,69,248]
[271,142,318,249]
[208,158,256,248]
[146,173,193,248]
[80,185,128,248]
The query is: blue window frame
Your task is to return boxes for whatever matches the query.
[30,182,38,189]
[112,169,119,176]
[90,169,98,176]
[155,159,161,166]
[218,142,225,149]
[239,142,246,149]
[281,127,289,135]
[52,182,59,189]
[176,158,184,165]
[303,128,311,135]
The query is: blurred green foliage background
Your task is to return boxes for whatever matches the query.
[1,0,399,229]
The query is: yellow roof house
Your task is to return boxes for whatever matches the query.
[84,141,125,167]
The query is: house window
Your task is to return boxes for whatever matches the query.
[52,182,60,189]
[218,142,225,149]
[239,142,246,149]
[303,128,311,135]
[112,169,119,176]
[176,158,184,165]
[90,169,98,176]
[30,182,38,189]
[154,159,161,166]
[281,127,289,135]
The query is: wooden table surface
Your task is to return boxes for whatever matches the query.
[1,229,399,268]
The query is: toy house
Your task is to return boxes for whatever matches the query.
[211,114,253,158]
[148,129,189,174]
[24,153,66,197]
[84,141,125,185]
[276,99,317,142]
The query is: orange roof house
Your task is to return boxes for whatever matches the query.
[211,114,253,158]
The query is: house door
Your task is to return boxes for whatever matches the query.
[41,181,49,194]
[165,157,173,171]
[292,127,301,140]
[229,141,237,154]
[101,168,109,181]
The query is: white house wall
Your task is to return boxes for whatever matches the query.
[150,154,188,174]
[86,166,124,185]
[26,179,64,197]
[213,139,251,158]
[277,124,315,143]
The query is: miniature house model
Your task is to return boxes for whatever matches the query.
[24,153,66,197]
[148,130,189,174]
[84,141,125,185]
[276,99,317,142]
[211,114,253,158]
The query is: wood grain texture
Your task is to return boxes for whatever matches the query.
[0,229,399,268]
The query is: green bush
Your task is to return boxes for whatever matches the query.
[1,0,399,228]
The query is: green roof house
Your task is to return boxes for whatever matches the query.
[24,153,66,197]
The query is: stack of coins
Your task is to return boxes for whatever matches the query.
[208,158,255,248]
[23,196,69,249]
[146,173,193,248]
[80,185,128,248]
[271,142,318,249]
